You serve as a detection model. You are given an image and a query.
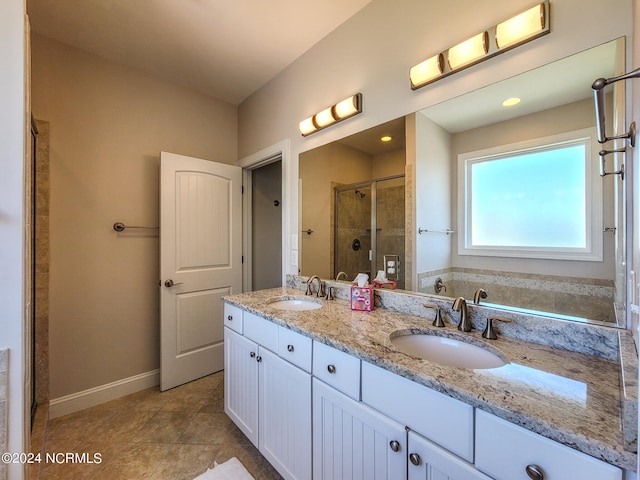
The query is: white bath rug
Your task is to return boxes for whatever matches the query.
[193,457,255,480]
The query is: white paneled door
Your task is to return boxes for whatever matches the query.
[160,152,242,391]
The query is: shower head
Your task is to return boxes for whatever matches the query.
[354,189,366,199]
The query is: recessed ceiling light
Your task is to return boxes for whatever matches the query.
[502,97,521,107]
[380,135,393,142]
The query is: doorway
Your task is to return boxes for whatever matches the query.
[251,160,283,290]
[240,140,289,293]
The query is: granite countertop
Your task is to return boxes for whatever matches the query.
[224,286,637,471]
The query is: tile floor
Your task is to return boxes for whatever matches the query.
[29,371,282,480]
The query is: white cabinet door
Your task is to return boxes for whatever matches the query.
[408,431,491,480]
[224,327,259,446]
[475,410,622,480]
[259,348,312,480]
[313,378,406,480]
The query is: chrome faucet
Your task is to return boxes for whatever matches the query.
[306,275,325,298]
[452,297,472,332]
[335,271,349,281]
[473,288,487,304]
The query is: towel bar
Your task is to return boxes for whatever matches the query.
[113,222,159,232]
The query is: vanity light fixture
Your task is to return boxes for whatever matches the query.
[495,3,547,49]
[409,1,549,90]
[447,32,489,70]
[299,93,363,136]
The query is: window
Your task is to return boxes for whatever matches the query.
[458,128,602,261]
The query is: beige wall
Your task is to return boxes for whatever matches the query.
[238,0,632,283]
[372,148,405,179]
[414,112,452,276]
[30,34,237,400]
[299,142,372,278]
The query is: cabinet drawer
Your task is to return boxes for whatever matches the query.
[278,327,312,372]
[243,311,278,353]
[223,302,243,334]
[475,410,622,480]
[408,431,491,480]
[362,361,474,462]
[312,341,361,400]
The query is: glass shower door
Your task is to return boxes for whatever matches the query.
[334,185,372,282]
[333,176,405,288]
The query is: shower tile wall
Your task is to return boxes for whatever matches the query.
[35,119,50,404]
[376,184,405,290]
[417,267,616,322]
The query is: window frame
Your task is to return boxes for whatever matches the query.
[457,127,603,261]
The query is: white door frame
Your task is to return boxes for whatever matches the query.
[239,139,291,291]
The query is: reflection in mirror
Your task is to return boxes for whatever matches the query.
[299,38,626,327]
[299,119,407,287]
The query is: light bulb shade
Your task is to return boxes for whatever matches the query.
[410,54,444,89]
[299,116,317,136]
[447,31,489,70]
[496,3,546,49]
[334,94,362,120]
[314,107,336,128]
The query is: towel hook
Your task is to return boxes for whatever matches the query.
[592,67,640,146]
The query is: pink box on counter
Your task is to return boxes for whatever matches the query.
[350,286,374,311]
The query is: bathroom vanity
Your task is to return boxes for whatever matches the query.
[223,280,637,480]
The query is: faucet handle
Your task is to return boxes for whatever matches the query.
[423,304,445,327]
[326,286,336,300]
[473,288,488,304]
[482,316,512,340]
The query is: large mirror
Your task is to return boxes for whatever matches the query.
[299,38,627,327]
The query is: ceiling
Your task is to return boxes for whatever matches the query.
[27,0,372,105]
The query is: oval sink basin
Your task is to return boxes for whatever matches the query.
[267,297,323,311]
[390,332,506,369]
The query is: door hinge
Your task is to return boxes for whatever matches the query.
[241,185,244,194]
[242,255,244,264]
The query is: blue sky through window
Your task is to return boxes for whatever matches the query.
[470,144,587,248]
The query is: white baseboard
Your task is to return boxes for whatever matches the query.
[48,369,159,419]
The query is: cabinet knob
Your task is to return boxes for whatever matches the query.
[327,364,336,374]
[389,440,401,452]
[409,453,421,466]
[256,356,262,363]
[250,352,256,358]
[525,464,545,480]
[227,315,233,321]
[287,344,294,352]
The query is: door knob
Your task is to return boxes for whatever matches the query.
[164,279,184,287]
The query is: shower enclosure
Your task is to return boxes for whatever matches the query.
[333,175,405,289]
